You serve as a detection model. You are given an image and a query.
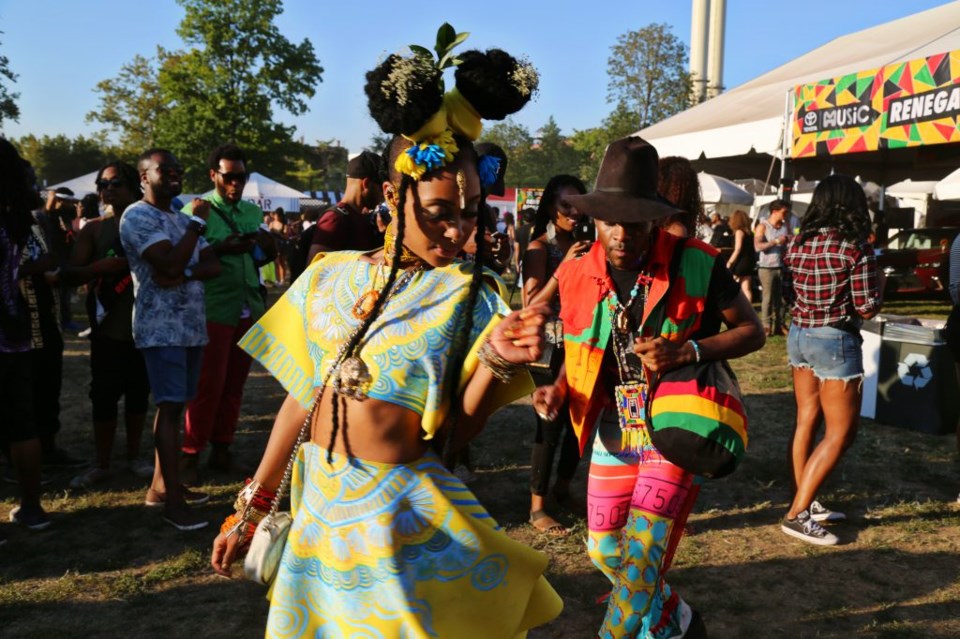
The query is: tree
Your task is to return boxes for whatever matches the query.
[0,32,20,128]
[86,50,172,158]
[15,134,112,186]
[285,139,348,193]
[88,0,323,191]
[366,132,392,156]
[570,101,641,185]
[530,116,583,185]
[480,119,535,187]
[607,23,691,130]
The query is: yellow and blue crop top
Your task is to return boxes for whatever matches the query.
[239,251,533,438]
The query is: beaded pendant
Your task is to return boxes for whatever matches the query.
[351,290,380,320]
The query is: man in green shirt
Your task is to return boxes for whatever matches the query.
[181,144,276,483]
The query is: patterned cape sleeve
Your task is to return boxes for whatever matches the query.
[238,257,322,409]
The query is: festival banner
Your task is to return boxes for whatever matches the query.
[516,187,544,211]
[791,49,960,159]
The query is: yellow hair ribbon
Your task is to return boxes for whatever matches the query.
[443,88,482,141]
[406,107,448,142]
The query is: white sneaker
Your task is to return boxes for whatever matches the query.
[809,499,846,523]
[781,510,839,546]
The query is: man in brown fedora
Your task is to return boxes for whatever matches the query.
[533,136,764,638]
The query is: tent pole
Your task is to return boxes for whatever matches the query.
[780,88,795,204]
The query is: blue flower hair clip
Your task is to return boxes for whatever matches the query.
[478,154,501,188]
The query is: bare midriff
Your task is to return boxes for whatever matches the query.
[309,391,431,464]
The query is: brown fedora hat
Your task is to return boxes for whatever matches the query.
[563,136,682,223]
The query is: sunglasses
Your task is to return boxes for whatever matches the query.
[96,178,126,190]
[217,170,248,184]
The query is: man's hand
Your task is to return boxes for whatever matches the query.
[217,233,255,256]
[633,336,694,372]
[191,199,212,222]
[488,303,548,365]
[532,384,566,422]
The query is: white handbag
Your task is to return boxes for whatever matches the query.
[242,394,316,586]
[244,511,293,585]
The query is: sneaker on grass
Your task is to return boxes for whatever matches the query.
[9,505,52,531]
[781,510,838,546]
[809,499,846,523]
[69,467,115,489]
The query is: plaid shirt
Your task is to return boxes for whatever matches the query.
[782,229,880,328]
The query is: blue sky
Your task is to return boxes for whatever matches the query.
[0,0,952,154]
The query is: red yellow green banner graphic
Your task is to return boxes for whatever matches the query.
[792,50,960,159]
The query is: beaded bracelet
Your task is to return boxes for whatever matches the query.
[478,337,523,382]
[688,339,701,364]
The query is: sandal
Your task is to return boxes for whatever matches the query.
[529,509,568,536]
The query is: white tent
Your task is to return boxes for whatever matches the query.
[886,180,938,200]
[242,172,302,213]
[44,171,98,197]
[934,167,960,200]
[698,172,753,205]
[637,3,960,181]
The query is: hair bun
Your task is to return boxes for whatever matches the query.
[365,54,444,135]
[454,49,539,121]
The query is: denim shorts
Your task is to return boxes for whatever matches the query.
[140,345,205,404]
[787,324,864,381]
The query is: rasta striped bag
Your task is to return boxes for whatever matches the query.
[648,359,747,478]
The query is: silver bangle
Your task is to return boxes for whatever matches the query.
[478,338,522,382]
[688,339,701,364]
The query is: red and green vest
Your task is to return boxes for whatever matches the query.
[556,230,719,453]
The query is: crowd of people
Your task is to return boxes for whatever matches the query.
[6,21,952,639]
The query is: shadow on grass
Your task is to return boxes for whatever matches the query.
[0,578,270,639]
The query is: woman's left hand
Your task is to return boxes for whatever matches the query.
[633,336,694,372]
[488,303,548,365]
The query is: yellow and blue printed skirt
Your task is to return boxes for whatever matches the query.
[265,443,563,639]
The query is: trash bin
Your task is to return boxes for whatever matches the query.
[859,318,883,420]
[875,319,960,435]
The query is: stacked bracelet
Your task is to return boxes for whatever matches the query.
[478,337,523,382]
[222,478,278,550]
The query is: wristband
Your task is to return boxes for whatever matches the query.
[688,339,701,364]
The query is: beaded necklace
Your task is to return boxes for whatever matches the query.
[605,270,653,383]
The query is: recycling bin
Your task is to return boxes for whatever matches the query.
[859,318,883,419]
[874,319,960,435]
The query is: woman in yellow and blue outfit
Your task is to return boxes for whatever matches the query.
[210,27,561,638]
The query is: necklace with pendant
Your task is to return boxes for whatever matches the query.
[337,261,424,400]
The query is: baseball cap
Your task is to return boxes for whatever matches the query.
[347,151,385,181]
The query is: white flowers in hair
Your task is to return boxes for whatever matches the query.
[511,58,540,98]
[381,55,437,106]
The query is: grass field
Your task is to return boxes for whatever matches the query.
[1,296,958,638]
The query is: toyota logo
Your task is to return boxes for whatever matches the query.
[804,112,818,126]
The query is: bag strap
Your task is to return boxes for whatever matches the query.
[209,203,243,235]
[645,237,687,402]
[265,388,320,519]
[647,236,687,339]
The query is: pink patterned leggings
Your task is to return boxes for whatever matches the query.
[587,412,699,638]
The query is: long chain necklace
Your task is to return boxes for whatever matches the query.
[338,260,424,400]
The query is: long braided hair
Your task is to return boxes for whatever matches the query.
[324,169,411,463]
